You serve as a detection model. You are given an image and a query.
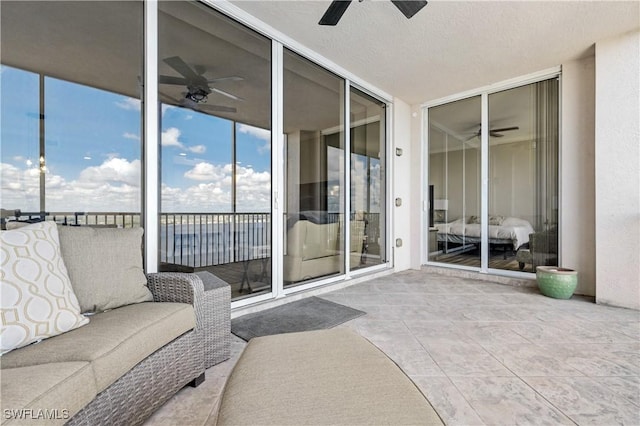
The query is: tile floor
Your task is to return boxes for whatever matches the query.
[145,269,640,425]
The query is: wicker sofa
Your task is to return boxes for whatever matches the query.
[0,223,229,425]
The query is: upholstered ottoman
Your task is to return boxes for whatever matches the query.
[214,328,443,425]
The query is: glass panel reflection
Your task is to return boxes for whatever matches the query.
[283,48,345,287]
[428,96,482,267]
[158,1,272,300]
[350,87,386,270]
[489,79,559,272]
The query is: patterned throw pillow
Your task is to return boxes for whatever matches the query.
[0,221,88,355]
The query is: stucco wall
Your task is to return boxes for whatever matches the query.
[561,56,596,296]
[594,30,640,309]
[391,98,413,271]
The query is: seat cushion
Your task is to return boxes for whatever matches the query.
[0,362,96,425]
[1,302,195,392]
[216,329,443,425]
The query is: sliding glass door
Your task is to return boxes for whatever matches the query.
[427,96,481,267]
[426,77,559,274]
[350,88,387,270]
[488,79,559,272]
[158,1,272,300]
[283,49,345,287]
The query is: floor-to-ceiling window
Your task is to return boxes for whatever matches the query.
[350,88,387,270]
[158,1,272,299]
[283,49,345,287]
[1,0,143,226]
[1,0,391,304]
[488,79,559,272]
[427,96,482,267]
[426,76,559,273]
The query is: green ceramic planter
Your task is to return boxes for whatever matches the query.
[536,266,578,299]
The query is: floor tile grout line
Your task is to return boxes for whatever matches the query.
[403,318,489,426]
[515,375,581,426]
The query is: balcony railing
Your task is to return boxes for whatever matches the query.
[6,211,271,269]
[6,210,380,269]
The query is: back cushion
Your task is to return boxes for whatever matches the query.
[57,226,152,314]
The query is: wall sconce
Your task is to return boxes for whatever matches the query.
[395,198,402,207]
[395,148,403,156]
[395,238,403,247]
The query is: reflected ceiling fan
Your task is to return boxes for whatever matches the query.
[159,56,242,113]
[319,0,428,26]
[465,125,520,141]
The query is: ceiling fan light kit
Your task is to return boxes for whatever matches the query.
[319,0,428,26]
[160,55,242,112]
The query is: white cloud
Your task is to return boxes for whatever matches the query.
[0,158,141,212]
[123,132,140,141]
[189,145,206,154]
[184,162,227,182]
[237,124,271,142]
[161,104,175,116]
[1,157,271,214]
[115,97,141,111]
[161,127,204,154]
[161,127,184,147]
[0,163,41,211]
[78,157,141,187]
[162,161,270,212]
[238,124,271,155]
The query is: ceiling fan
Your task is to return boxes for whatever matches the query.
[319,0,428,26]
[466,126,520,141]
[159,56,242,112]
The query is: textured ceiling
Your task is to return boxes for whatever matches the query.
[229,0,640,105]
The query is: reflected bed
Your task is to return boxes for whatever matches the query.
[435,216,534,253]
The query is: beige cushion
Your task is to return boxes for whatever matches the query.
[0,362,96,425]
[1,302,195,392]
[57,226,152,313]
[216,329,443,425]
[303,221,340,260]
[0,221,88,355]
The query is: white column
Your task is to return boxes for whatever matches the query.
[594,30,640,309]
[143,0,159,273]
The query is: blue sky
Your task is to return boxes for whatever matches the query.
[1,65,272,213]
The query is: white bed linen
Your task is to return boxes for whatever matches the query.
[435,217,534,249]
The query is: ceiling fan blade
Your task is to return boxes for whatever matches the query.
[391,0,428,19]
[198,104,237,113]
[490,126,519,133]
[161,93,236,114]
[211,87,244,101]
[163,56,199,81]
[159,75,188,85]
[207,76,243,83]
[489,132,505,138]
[319,0,352,26]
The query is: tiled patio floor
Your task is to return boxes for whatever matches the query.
[145,269,640,425]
